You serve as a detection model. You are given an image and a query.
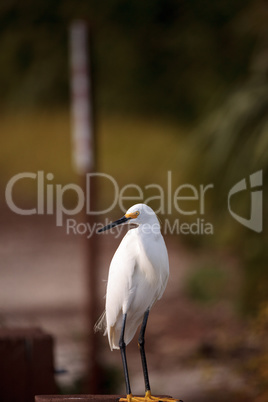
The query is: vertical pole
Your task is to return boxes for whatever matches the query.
[69,20,101,393]
[70,20,94,174]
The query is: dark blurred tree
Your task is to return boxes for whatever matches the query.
[0,0,69,107]
[0,0,255,121]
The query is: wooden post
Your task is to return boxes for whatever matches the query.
[69,20,101,392]
[0,328,57,402]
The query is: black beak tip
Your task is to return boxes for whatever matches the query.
[97,224,110,233]
[97,216,130,234]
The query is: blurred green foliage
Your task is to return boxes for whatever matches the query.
[243,304,268,401]
[187,78,268,312]
[0,0,257,120]
[185,264,229,304]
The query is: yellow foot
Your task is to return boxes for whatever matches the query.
[119,391,183,402]
[119,394,141,402]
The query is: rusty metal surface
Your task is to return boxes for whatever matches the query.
[35,394,177,402]
[35,396,175,402]
[35,396,123,402]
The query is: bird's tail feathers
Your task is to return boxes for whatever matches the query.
[107,325,120,351]
[94,310,107,335]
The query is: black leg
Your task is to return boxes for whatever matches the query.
[119,313,132,396]
[138,309,151,393]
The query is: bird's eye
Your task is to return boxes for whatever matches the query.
[125,211,140,219]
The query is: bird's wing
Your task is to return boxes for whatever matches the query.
[141,233,169,303]
[105,231,138,348]
[157,237,169,300]
[157,266,169,300]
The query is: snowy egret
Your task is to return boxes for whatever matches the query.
[96,204,181,402]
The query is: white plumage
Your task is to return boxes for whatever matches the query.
[96,203,169,350]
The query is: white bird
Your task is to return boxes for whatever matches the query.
[96,203,180,402]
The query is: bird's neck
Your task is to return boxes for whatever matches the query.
[137,222,161,236]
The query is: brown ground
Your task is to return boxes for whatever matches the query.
[0,209,253,402]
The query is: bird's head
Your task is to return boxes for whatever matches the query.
[97,203,159,233]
